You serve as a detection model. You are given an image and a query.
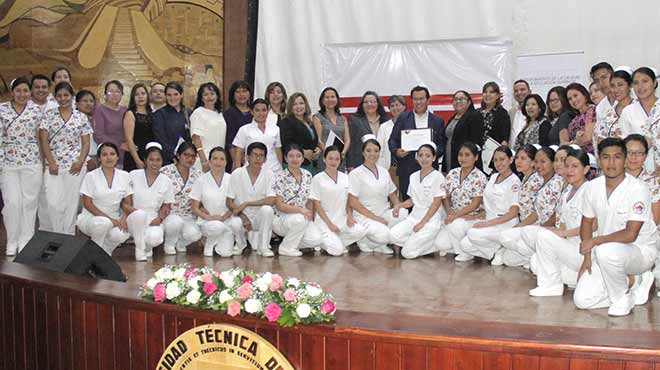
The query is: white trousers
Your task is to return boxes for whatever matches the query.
[273,213,323,252]
[1,164,42,254]
[499,225,542,266]
[126,210,161,260]
[458,220,517,260]
[76,211,146,256]
[534,229,583,288]
[315,221,367,256]
[355,208,408,252]
[43,169,85,235]
[162,214,202,253]
[574,242,656,309]
[243,205,275,251]
[390,218,442,259]
[37,169,52,231]
[200,217,245,257]
[433,218,478,254]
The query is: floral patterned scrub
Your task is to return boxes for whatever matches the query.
[160,163,203,252]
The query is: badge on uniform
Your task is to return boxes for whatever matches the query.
[511,184,520,192]
[633,201,645,215]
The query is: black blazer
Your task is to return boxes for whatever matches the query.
[479,105,511,145]
[444,107,484,172]
[278,116,318,165]
[388,110,446,176]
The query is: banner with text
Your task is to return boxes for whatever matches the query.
[516,51,587,103]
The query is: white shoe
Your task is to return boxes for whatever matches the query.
[523,263,530,270]
[277,247,301,257]
[163,244,176,255]
[232,244,246,256]
[5,243,17,256]
[491,250,504,266]
[529,284,564,297]
[455,253,474,262]
[608,293,634,317]
[146,248,153,258]
[437,250,447,257]
[135,249,147,261]
[375,245,394,255]
[259,247,275,257]
[203,245,214,257]
[175,241,187,253]
[632,271,654,305]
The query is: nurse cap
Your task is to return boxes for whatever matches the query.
[173,137,186,155]
[549,145,559,152]
[569,144,581,151]
[361,134,377,143]
[532,144,542,150]
[418,141,437,151]
[615,65,633,76]
[146,142,163,151]
[587,153,598,169]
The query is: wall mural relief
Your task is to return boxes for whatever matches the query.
[0,0,224,106]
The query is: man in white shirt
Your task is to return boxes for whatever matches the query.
[227,142,276,257]
[508,79,531,146]
[30,75,58,113]
[574,138,657,316]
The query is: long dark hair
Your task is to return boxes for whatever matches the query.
[318,87,341,115]
[546,86,569,120]
[228,80,253,108]
[355,91,388,123]
[128,83,152,114]
[195,82,222,112]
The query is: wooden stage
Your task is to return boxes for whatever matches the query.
[1,240,659,370]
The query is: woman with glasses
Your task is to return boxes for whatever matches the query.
[93,80,128,166]
[443,91,483,172]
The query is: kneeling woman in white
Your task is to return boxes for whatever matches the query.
[530,149,591,296]
[348,136,408,254]
[160,142,203,254]
[271,144,323,256]
[390,143,446,259]
[499,147,563,267]
[129,143,174,260]
[457,146,521,262]
[77,143,149,256]
[191,147,245,257]
[310,146,367,256]
[433,142,487,257]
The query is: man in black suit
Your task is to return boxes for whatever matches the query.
[389,86,446,200]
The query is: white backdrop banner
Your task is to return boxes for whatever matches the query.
[516,52,588,101]
[320,38,514,119]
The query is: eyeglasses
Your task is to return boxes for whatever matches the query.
[548,98,560,103]
[628,151,646,157]
[250,153,266,159]
[181,153,196,158]
[453,97,469,102]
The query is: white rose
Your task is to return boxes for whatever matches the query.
[186,290,201,305]
[155,267,174,280]
[296,303,311,318]
[219,289,233,304]
[244,299,262,314]
[255,278,269,292]
[305,285,322,297]
[220,271,236,288]
[287,278,300,288]
[187,276,201,289]
[260,272,273,284]
[174,268,187,280]
[146,278,159,290]
[165,282,181,300]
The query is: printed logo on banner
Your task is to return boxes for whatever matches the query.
[157,324,294,370]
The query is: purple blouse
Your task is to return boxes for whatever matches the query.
[93,104,127,161]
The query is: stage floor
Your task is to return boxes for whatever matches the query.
[4,239,657,333]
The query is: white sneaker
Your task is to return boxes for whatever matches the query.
[5,243,17,256]
[529,284,564,297]
[437,250,447,257]
[607,293,634,317]
[175,241,187,253]
[632,271,654,305]
[491,250,504,266]
[203,245,214,257]
[163,244,176,255]
[232,244,246,256]
[375,245,394,255]
[259,247,275,257]
[277,247,301,257]
[135,249,147,261]
[455,253,474,262]
[146,248,153,258]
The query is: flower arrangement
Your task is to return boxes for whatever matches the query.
[141,264,337,327]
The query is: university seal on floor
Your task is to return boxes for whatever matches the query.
[157,324,294,370]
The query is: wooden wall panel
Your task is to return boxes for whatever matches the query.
[375,342,400,370]
[146,312,164,370]
[599,360,624,370]
[114,306,130,370]
[325,337,349,370]
[97,303,114,370]
[0,281,11,370]
[350,339,375,370]
[428,347,454,370]
[84,301,100,370]
[279,331,301,369]
[401,344,427,370]
[455,350,484,370]
[301,335,324,370]
[624,363,654,370]
[129,310,147,370]
[13,285,26,370]
[484,352,513,370]
[513,354,540,370]
[33,289,47,370]
[58,296,72,370]
[256,326,278,347]
[540,356,570,370]
[569,358,599,370]
[71,298,85,370]
[45,292,60,370]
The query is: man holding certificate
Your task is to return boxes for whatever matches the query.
[389,86,446,200]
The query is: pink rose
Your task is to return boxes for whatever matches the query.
[269,274,283,291]
[321,300,336,314]
[242,275,254,284]
[227,301,241,317]
[203,282,218,295]
[200,273,213,284]
[237,282,253,299]
[264,303,282,322]
[283,288,297,302]
[153,284,166,302]
[184,268,196,279]
[214,271,221,278]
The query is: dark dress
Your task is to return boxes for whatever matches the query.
[123,111,154,171]
[443,107,484,172]
[547,110,577,146]
[223,106,252,172]
[152,105,191,165]
[278,116,318,168]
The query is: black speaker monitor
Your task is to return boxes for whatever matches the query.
[14,231,126,282]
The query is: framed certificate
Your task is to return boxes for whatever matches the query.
[401,128,432,151]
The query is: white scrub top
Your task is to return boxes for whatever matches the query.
[190,171,232,216]
[349,164,397,216]
[130,169,174,216]
[232,121,282,174]
[190,107,227,170]
[79,168,132,219]
[483,173,521,220]
[641,99,660,170]
[226,166,275,205]
[581,174,657,249]
[310,171,350,226]
[620,100,659,171]
[406,169,446,225]
[556,182,587,241]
